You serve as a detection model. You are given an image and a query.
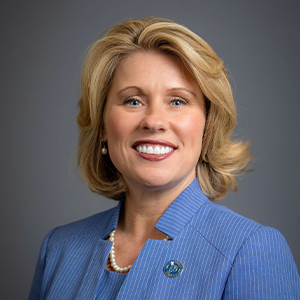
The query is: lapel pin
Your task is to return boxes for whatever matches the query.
[163,260,184,278]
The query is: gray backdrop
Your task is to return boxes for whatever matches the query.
[1,0,299,298]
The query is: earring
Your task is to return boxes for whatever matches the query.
[101,141,107,155]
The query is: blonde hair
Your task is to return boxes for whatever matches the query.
[77,17,252,201]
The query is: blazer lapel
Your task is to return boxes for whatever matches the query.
[75,239,112,299]
[75,203,121,300]
[116,239,171,299]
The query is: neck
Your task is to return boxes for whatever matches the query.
[117,174,194,240]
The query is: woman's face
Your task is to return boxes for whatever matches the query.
[103,50,206,192]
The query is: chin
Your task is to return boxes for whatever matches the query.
[127,171,191,192]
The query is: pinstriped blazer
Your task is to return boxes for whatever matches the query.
[29,178,300,299]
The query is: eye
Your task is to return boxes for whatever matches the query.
[170,98,187,107]
[124,98,142,107]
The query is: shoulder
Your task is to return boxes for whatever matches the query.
[190,200,289,265]
[45,205,118,252]
[200,204,300,299]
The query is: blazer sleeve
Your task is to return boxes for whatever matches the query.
[28,228,56,300]
[222,226,300,299]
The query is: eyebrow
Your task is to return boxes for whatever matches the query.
[169,87,197,97]
[117,86,197,97]
[117,86,142,96]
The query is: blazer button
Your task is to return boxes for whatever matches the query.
[163,260,184,278]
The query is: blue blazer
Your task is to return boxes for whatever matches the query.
[29,178,300,299]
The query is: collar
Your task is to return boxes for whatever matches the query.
[102,177,209,240]
[155,177,208,239]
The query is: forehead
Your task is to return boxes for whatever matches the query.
[109,50,201,95]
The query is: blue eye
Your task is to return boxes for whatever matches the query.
[170,99,186,107]
[125,98,141,106]
[130,100,140,106]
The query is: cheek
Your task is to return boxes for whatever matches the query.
[179,112,206,147]
[104,109,137,153]
[105,118,122,141]
[105,110,125,140]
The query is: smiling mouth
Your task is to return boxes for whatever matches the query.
[135,144,175,155]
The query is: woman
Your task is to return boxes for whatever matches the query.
[29,17,300,299]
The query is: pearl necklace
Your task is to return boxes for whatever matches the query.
[109,229,170,273]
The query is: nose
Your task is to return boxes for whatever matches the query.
[140,104,168,132]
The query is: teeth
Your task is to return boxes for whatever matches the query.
[136,145,174,155]
[154,146,160,154]
[147,146,154,154]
